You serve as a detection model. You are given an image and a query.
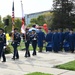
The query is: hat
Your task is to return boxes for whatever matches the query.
[14,28,18,30]
[48,28,52,30]
[32,25,36,28]
[25,28,29,30]
[32,29,36,31]
[0,28,4,32]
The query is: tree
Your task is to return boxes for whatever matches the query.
[52,0,75,28]
[30,15,46,26]
[0,16,4,28]
[3,15,22,32]
[15,18,21,31]
[37,15,46,26]
[30,18,38,24]
[44,12,53,27]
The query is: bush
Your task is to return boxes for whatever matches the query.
[5,45,12,54]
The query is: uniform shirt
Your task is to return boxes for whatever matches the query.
[14,32,21,43]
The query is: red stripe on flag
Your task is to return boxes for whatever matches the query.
[21,1,25,33]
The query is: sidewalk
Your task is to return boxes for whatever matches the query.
[0,51,75,75]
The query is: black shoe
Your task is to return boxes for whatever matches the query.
[16,58,19,59]
[12,58,15,60]
[32,53,36,56]
[28,55,30,57]
[2,60,6,62]
[38,51,42,53]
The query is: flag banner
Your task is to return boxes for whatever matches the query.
[21,0,25,33]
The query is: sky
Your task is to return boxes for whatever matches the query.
[0,0,53,18]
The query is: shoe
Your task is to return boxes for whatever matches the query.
[15,58,19,59]
[38,51,42,53]
[2,61,6,62]
[32,53,36,56]
[12,58,15,60]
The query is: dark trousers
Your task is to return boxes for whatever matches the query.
[53,43,59,52]
[69,42,74,53]
[25,41,30,57]
[0,44,6,61]
[13,43,19,59]
[60,42,63,51]
[32,40,37,55]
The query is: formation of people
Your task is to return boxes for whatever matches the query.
[0,25,75,62]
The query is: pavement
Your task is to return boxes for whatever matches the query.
[0,51,75,75]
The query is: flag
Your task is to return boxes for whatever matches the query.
[12,0,15,40]
[21,0,25,33]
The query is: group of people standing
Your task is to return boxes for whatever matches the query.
[0,25,75,62]
[46,28,75,53]
[22,26,45,58]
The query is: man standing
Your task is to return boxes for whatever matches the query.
[11,28,21,60]
[45,28,53,43]
[23,28,30,57]
[0,28,6,62]
[31,30,37,56]
[67,29,75,53]
[37,27,45,52]
[52,29,60,53]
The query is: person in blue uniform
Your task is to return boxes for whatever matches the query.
[63,28,70,41]
[0,28,6,62]
[67,29,75,53]
[31,30,37,56]
[37,27,45,52]
[58,29,64,51]
[45,28,53,43]
[45,28,53,52]
[11,28,21,60]
[23,28,31,57]
[52,29,60,53]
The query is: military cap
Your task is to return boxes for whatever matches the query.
[32,25,36,28]
[32,29,36,31]
[14,28,18,30]
[25,28,29,30]
[0,28,4,32]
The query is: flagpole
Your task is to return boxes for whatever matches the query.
[12,0,15,41]
[21,0,26,42]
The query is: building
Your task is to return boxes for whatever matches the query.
[25,10,51,25]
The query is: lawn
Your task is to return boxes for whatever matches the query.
[55,60,75,71]
[7,40,46,52]
[18,40,46,51]
[25,72,53,75]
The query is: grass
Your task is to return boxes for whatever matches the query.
[55,60,75,71]
[17,40,46,51]
[8,40,46,52]
[25,72,53,75]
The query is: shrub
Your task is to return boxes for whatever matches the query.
[5,45,12,54]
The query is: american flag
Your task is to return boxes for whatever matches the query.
[21,0,25,33]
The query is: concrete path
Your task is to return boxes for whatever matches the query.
[0,51,75,75]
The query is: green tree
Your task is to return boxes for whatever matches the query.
[44,12,53,27]
[3,15,22,32]
[30,15,46,26]
[15,18,21,31]
[30,18,38,24]
[3,15,12,33]
[52,0,74,28]
[37,15,46,26]
[0,16,4,28]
